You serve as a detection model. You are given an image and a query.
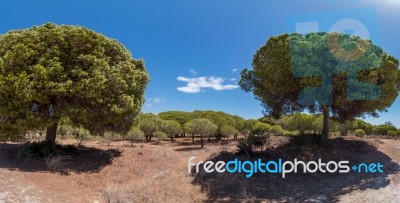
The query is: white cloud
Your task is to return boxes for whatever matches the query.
[177,76,239,93]
[149,97,166,103]
[145,97,166,107]
[229,78,237,81]
[190,69,197,75]
[232,68,238,72]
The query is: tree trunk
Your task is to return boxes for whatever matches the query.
[201,134,204,148]
[170,136,174,143]
[45,122,58,144]
[192,135,195,144]
[321,105,330,143]
[208,134,211,142]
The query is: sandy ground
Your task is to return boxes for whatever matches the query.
[0,137,398,203]
[337,139,400,203]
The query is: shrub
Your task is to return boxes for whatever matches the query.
[104,132,120,146]
[388,130,397,137]
[237,135,268,155]
[73,127,91,146]
[161,120,182,143]
[18,141,76,159]
[270,125,284,136]
[354,129,366,138]
[153,131,167,144]
[240,129,251,137]
[58,125,72,137]
[283,131,298,136]
[97,150,115,161]
[18,140,58,159]
[251,123,270,136]
[220,125,239,142]
[126,128,145,146]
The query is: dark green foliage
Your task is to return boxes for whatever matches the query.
[220,125,239,141]
[238,123,270,154]
[191,110,236,140]
[338,121,354,136]
[287,134,322,147]
[138,114,162,142]
[251,123,270,136]
[387,130,397,137]
[158,111,191,127]
[372,125,387,135]
[158,110,247,140]
[97,150,115,161]
[270,125,284,135]
[161,120,182,142]
[126,127,144,145]
[18,140,76,159]
[283,113,313,135]
[185,119,217,148]
[0,23,149,142]
[372,123,397,136]
[353,119,373,135]
[354,129,366,138]
[237,135,268,155]
[240,32,400,141]
[73,127,91,146]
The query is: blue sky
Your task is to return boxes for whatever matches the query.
[0,0,399,127]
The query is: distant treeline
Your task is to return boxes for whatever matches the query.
[148,110,400,139]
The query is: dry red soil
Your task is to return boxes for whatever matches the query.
[0,137,399,203]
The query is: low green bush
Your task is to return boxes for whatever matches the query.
[388,130,397,137]
[18,140,76,159]
[270,125,284,135]
[237,135,268,155]
[283,131,298,136]
[354,129,366,138]
[73,128,91,146]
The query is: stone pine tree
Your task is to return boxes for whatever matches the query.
[186,119,217,148]
[240,32,400,142]
[161,120,182,143]
[139,117,161,142]
[220,125,238,143]
[0,23,149,143]
[158,111,191,137]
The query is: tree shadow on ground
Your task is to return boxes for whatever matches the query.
[0,143,122,175]
[192,138,400,202]
[174,137,235,147]
[174,146,205,151]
